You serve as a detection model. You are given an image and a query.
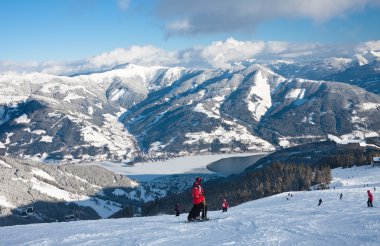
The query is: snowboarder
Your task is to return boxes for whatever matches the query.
[175,203,180,216]
[187,177,207,221]
[367,190,373,207]
[318,198,323,206]
[340,193,343,200]
[222,199,228,212]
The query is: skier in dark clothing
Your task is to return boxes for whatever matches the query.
[175,203,180,216]
[367,190,373,207]
[318,198,322,206]
[340,193,343,200]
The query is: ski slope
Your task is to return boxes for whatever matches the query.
[1,165,380,245]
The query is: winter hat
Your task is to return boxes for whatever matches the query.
[196,177,202,182]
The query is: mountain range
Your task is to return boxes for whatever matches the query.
[0,52,379,163]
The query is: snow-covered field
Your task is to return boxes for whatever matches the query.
[87,153,263,181]
[1,165,380,245]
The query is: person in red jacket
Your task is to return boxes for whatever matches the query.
[222,199,228,212]
[187,177,207,221]
[367,190,373,207]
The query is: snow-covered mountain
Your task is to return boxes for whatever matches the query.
[267,48,380,95]
[0,62,379,162]
[1,164,380,245]
[0,64,186,162]
[0,156,140,225]
[123,64,380,154]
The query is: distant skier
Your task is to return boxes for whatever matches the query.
[222,199,228,212]
[374,187,376,192]
[175,203,180,216]
[318,198,323,206]
[340,193,343,200]
[367,190,373,207]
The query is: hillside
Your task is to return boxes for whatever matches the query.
[0,165,379,245]
[0,156,138,226]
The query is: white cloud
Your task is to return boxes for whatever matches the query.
[155,0,380,36]
[356,40,380,53]
[0,38,379,74]
[199,38,265,68]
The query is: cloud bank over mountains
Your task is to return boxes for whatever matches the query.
[0,38,379,75]
[155,0,380,36]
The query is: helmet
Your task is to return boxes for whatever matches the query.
[367,190,370,193]
[196,177,202,182]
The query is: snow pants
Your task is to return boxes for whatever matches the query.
[188,203,204,220]
[368,199,373,207]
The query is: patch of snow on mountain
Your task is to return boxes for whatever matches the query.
[31,168,55,181]
[0,159,12,168]
[87,106,94,115]
[14,114,30,124]
[246,71,272,121]
[278,138,291,147]
[31,130,46,135]
[285,88,306,99]
[0,96,29,105]
[74,198,122,219]
[63,93,85,102]
[194,103,220,119]
[40,136,53,142]
[0,195,14,208]
[112,188,128,197]
[109,88,126,102]
[360,102,380,111]
[30,177,78,200]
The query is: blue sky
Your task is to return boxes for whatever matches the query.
[0,0,379,73]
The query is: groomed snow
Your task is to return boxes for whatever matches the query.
[1,165,380,245]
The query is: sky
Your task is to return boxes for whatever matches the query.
[0,0,380,74]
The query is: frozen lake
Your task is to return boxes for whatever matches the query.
[85,152,270,181]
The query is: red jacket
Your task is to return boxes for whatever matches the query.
[368,192,373,202]
[192,184,204,205]
[222,201,228,209]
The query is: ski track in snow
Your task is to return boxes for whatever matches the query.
[1,165,380,245]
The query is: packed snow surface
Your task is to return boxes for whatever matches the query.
[1,165,380,245]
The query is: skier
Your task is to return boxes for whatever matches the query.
[340,193,343,200]
[367,190,373,207]
[222,199,228,212]
[187,177,207,221]
[196,177,208,220]
[318,198,323,206]
[175,203,180,216]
